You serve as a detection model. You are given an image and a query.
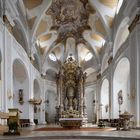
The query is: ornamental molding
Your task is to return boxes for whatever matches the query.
[46,0,95,44]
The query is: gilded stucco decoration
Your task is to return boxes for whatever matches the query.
[46,0,95,43]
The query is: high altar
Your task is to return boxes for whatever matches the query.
[56,57,87,128]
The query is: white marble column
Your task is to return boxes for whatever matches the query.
[80,77,83,116]
[60,72,64,115]
[28,64,34,125]
[39,79,46,124]
[96,74,101,123]
[108,64,114,119]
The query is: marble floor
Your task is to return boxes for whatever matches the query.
[0,124,140,140]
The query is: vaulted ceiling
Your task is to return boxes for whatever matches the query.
[22,0,121,82]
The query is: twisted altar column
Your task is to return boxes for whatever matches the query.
[56,74,60,107]
[83,73,87,118]
[79,77,83,116]
[59,72,64,115]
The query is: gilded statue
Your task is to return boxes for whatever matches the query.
[64,97,68,110]
[73,98,78,110]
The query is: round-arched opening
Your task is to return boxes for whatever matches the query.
[45,89,57,124]
[13,59,29,119]
[33,79,41,124]
[113,57,130,118]
[49,53,57,61]
[101,79,109,119]
[85,52,93,61]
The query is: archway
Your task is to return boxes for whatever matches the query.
[33,79,41,124]
[101,79,109,119]
[45,89,57,124]
[113,57,130,118]
[13,59,29,119]
[85,86,96,123]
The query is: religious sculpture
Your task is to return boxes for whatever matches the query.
[18,89,24,105]
[118,90,123,115]
[73,98,78,110]
[64,97,68,110]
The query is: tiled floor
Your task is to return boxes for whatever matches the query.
[0,124,140,140]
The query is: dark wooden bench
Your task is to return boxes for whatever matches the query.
[20,119,30,127]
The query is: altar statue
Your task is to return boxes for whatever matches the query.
[64,97,68,110]
[73,98,78,110]
[67,86,75,97]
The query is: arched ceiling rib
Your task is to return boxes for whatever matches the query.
[30,0,52,41]
[21,0,120,83]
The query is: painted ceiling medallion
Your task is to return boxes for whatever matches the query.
[46,0,94,43]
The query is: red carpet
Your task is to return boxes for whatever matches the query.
[34,127,114,131]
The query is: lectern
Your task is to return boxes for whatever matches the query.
[0,112,9,135]
[3,108,20,135]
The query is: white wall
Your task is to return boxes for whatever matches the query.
[101,79,109,119]
[45,90,57,123]
[0,20,46,123]
[13,78,29,119]
[85,85,96,123]
[45,81,57,123]
[33,79,41,123]
[113,57,130,118]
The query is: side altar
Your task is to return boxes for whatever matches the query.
[56,57,87,128]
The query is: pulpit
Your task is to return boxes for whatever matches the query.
[56,57,87,128]
[3,108,21,135]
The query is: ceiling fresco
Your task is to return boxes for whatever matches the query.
[46,0,95,44]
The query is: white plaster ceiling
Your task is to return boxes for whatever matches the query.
[21,0,122,82]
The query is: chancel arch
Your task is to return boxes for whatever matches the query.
[100,78,109,119]
[113,57,130,118]
[13,59,29,119]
